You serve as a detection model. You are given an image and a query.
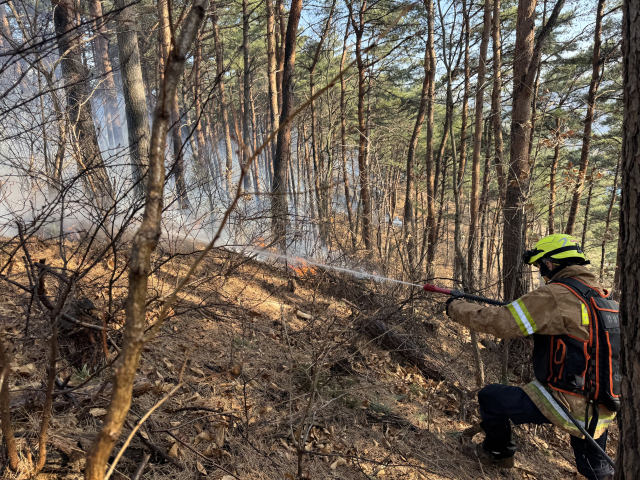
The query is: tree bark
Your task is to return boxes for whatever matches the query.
[424,0,437,274]
[340,20,356,249]
[265,0,279,162]
[350,1,373,253]
[600,157,620,280]
[52,0,114,214]
[301,123,317,221]
[158,0,190,209]
[548,118,561,234]
[275,0,286,109]
[502,0,565,301]
[249,79,261,196]
[89,0,123,148]
[308,0,336,241]
[84,2,208,477]
[491,0,506,204]
[194,33,208,176]
[565,0,605,235]
[404,45,430,279]
[211,1,233,193]
[113,0,150,198]
[467,0,492,292]
[580,166,596,248]
[242,0,253,193]
[615,0,640,473]
[479,119,493,279]
[271,0,303,251]
[0,5,11,53]
[458,0,470,190]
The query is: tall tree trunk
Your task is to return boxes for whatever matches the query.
[193,31,211,193]
[404,45,430,279]
[548,118,561,234]
[565,0,605,235]
[491,0,506,204]
[580,166,596,247]
[112,0,150,198]
[449,81,468,286]
[271,0,303,251]
[526,0,547,162]
[425,0,437,274]
[340,21,356,249]
[467,0,492,293]
[242,0,253,193]
[89,0,123,148]
[458,0,470,190]
[158,0,190,209]
[265,0,279,161]
[211,1,233,193]
[275,0,286,110]
[350,2,373,253]
[446,56,483,385]
[600,157,620,279]
[307,0,336,241]
[301,123,317,221]
[502,0,565,301]
[310,78,323,236]
[249,78,261,196]
[264,115,274,186]
[0,5,12,53]
[616,0,640,472]
[479,119,493,280]
[53,0,114,214]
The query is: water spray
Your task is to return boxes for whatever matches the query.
[245,247,424,288]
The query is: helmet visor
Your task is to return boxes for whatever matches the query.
[522,248,543,265]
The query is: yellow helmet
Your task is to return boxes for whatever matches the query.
[522,234,588,265]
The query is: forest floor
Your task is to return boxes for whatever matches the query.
[1,237,617,479]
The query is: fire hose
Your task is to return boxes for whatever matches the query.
[422,282,616,469]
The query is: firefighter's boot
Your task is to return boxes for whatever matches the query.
[461,442,515,469]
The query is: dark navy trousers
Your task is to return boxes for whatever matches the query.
[478,383,613,480]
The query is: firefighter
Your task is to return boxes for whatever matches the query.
[447,234,616,480]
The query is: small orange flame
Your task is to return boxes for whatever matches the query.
[288,257,317,276]
[254,237,268,248]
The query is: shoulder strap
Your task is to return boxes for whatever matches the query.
[551,277,597,300]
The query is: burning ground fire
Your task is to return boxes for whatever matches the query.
[288,257,317,276]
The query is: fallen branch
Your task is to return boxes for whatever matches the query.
[135,429,183,469]
[105,382,183,480]
[131,451,151,480]
[360,310,466,396]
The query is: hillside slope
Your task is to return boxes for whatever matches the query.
[1,240,616,479]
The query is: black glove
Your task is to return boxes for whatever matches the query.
[445,296,461,317]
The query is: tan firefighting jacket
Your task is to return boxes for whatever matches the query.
[448,265,615,439]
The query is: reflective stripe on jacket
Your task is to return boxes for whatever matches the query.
[448,265,616,439]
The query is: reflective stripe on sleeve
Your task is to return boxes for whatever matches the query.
[507,299,537,336]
